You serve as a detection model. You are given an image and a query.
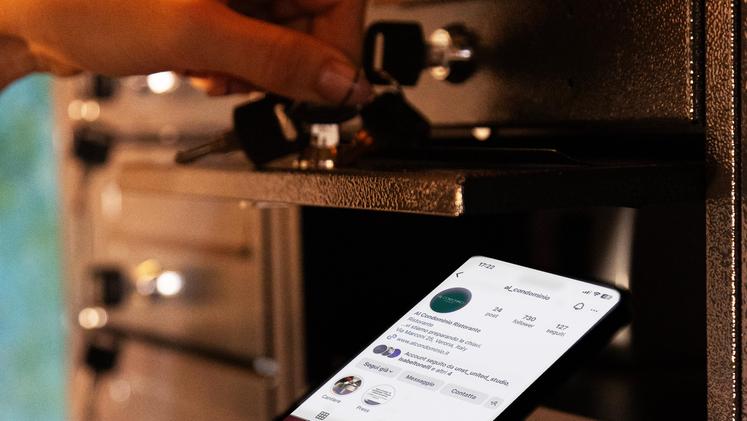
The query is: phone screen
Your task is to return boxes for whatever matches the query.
[286,256,622,421]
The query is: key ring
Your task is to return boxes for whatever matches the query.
[371,69,403,96]
[338,69,365,107]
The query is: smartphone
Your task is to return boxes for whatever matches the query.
[281,256,629,421]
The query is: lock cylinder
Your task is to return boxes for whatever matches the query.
[426,24,478,83]
[364,21,478,86]
[293,105,359,170]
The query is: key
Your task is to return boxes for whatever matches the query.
[290,104,359,169]
[175,95,301,166]
[360,90,430,149]
[174,133,239,164]
[289,103,359,124]
[233,95,301,166]
[363,21,478,86]
[363,22,427,86]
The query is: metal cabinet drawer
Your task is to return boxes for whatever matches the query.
[94,340,273,421]
[97,241,267,358]
[94,189,256,253]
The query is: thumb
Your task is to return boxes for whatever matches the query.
[272,0,342,21]
[176,2,371,105]
[0,37,37,90]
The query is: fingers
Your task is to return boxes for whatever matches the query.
[0,37,37,90]
[188,73,257,96]
[27,42,82,76]
[309,0,366,63]
[177,2,371,105]
[272,0,341,21]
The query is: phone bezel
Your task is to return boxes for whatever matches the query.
[276,257,631,421]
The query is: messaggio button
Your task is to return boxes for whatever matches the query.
[397,371,444,391]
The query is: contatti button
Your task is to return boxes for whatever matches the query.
[440,384,489,405]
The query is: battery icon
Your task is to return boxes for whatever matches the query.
[600,294,612,300]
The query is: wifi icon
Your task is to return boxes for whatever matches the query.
[593,292,601,297]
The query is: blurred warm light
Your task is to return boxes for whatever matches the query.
[155,271,184,297]
[253,357,279,377]
[430,66,449,81]
[108,379,132,403]
[146,71,179,94]
[430,28,451,47]
[81,100,101,122]
[100,181,122,220]
[471,127,492,141]
[78,306,108,330]
[429,29,453,81]
[67,100,83,120]
[134,259,162,296]
[68,100,100,121]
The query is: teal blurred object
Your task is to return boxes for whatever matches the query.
[0,76,65,421]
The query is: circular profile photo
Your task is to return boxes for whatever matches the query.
[362,385,396,406]
[430,287,472,313]
[382,347,401,358]
[373,344,388,354]
[332,376,363,395]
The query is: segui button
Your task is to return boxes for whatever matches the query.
[440,384,489,405]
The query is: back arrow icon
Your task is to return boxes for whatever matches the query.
[456,272,463,277]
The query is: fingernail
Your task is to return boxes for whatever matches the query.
[316,60,373,106]
[226,79,255,94]
[207,78,228,96]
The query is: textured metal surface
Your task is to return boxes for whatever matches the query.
[740,0,747,418]
[367,0,696,127]
[116,157,703,216]
[705,0,740,419]
[120,159,467,216]
[741,0,747,416]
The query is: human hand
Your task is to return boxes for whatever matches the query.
[0,0,371,105]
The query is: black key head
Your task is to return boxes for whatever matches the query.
[360,91,431,149]
[233,96,304,167]
[363,22,426,86]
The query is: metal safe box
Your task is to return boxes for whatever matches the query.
[56,0,747,420]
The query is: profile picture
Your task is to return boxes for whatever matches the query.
[362,384,396,406]
[430,287,472,313]
[373,344,401,358]
[383,347,401,358]
[373,344,389,354]
[332,376,363,395]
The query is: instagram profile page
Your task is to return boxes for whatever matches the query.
[288,256,621,421]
